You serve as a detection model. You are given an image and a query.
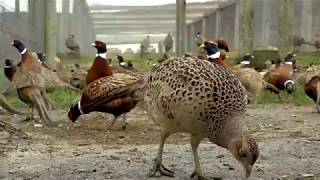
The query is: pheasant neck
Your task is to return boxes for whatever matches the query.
[78,101,84,115]
[96,53,107,59]
[20,48,27,55]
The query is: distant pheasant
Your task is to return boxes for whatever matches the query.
[200,41,233,73]
[117,55,127,67]
[65,34,80,55]
[34,51,50,69]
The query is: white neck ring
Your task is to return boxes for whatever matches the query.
[78,101,84,115]
[96,53,107,59]
[21,48,27,55]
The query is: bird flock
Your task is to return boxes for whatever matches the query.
[1,33,320,179]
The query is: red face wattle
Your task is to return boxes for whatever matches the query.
[94,40,105,48]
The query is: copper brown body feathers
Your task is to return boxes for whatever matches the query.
[304,75,320,112]
[86,40,112,85]
[263,66,294,94]
[86,56,112,85]
[68,73,141,128]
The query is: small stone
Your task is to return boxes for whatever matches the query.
[58,124,63,127]
[77,169,86,173]
[228,166,235,170]
[222,163,229,167]
[73,152,81,156]
[92,169,97,172]
[34,124,42,128]
[291,114,296,117]
[280,175,289,180]
[119,136,125,139]
[273,127,281,130]
[127,158,132,162]
[110,155,120,160]
[256,167,264,173]
[129,147,138,152]
[142,158,148,164]
[78,143,90,146]
[216,155,224,158]
[302,174,314,180]
[9,171,14,174]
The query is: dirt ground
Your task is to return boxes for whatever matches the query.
[0,104,320,180]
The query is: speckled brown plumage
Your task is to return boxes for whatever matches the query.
[81,57,259,178]
[141,57,258,178]
[144,57,247,141]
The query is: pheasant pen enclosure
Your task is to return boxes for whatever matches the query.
[1,0,320,179]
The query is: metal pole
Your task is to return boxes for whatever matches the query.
[202,18,206,37]
[15,0,20,13]
[239,0,254,55]
[278,0,293,57]
[61,0,70,38]
[45,0,57,64]
[176,0,186,57]
[233,0,240,50]
[301,0,312,44]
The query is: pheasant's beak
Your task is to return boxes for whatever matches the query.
[200,44,205,48]
[91,42,96,47]
[10,41,14,46]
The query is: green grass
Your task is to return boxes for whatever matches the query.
[252,84,314,105]
[296,51,320,66]
[48,89,81,109]
[6,89,80,110]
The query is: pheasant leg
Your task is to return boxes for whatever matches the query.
[148,131,174,177]
[190,135,209,180]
